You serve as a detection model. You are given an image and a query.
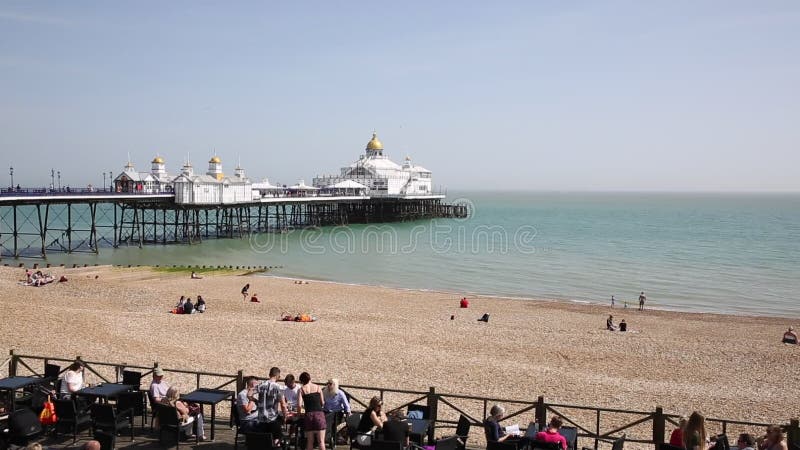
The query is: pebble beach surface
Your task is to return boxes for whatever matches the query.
[1,265,796,444]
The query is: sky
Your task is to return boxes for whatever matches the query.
[1,1,799,191]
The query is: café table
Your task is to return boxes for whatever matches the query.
[0,376,49,413]
[180,388,234,442]
[74,383,133,403]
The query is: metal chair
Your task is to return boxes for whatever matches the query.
[91,403,134,442]
[2,407,44,447]
[121,370,142,390]
[245,431,276,450]
[560,426,578,450]
[54,398,93,444]
[611,435,625,450]
[153,403,196,450]
[407,404,430,420]
[116,391,147,431]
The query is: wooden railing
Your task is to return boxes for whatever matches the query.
[6,350,798,450]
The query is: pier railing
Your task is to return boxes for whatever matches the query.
[6,350,796,450]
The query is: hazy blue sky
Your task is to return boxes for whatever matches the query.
[1,1,798,191]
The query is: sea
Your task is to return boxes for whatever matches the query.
[12,192,800,318]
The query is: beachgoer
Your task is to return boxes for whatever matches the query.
[606,315,617,331]
[619,319,627,332]
[682,411,707,450]
[175,296,186,314]
[782,327,797,344]
[759,425,788,450]
[483,404,518,443]
[191,271,203,279]
[196,295,206,313]
[535,416,568,450]
[59,361,85,399]
[251,294,260,303]
[149,367,170,403]
[638,292,646,311]
[237,376,261,432]
[611,295,615,308]
[241,284,250,301]
[669,416,688,447]
[298,372,326,450]
[256,367,288,443]
[162,386,205,440]
[358,396,387,433]
[738,434,756,450]
[183,297,195,314]
[460,297,469,308]
[478,313,490,322]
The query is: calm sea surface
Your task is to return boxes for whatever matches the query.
[16,192,800,317]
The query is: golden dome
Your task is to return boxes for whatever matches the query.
[209,156,221,164]
[366,132,383,151]
[152,156,164,164]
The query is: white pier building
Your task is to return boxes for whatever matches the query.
[312,133,439,198]
[172,156,253,204]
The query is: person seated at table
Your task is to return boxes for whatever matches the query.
[298,372,327,450]
[237,376,261,432]
[358,396,387,434]
[196,295,206,313]
[782,327,798,344]
[669,416,688,447]
[162,386,206,440]
[483,404,520,443]
[535,416,568,450]
[183,297,195,314]
[382,412,411,449]
[59,361,85,399]
[149,367,170,403]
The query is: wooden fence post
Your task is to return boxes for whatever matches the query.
[236,370,245,393]
[427,387,438,444]
[536,396,547,426]
[787,419,800,449]
[9,349,17,377]
[653,406,665,445]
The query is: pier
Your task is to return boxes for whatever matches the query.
[0,189,468,258]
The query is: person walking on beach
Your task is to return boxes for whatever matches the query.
[611,295,615,308]
[638,292,646,311]
[241,283,250,301]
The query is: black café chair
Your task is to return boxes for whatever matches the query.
[245,431,276,450]
[448,414,471,450]
[117,391,147,431]
[232,398,244,450]
[407,404,430,420]
[91,403,134,442]
[2,407,44,447]
[121,370,142,389]
[345,412,364,449]
[435,436,460,450]
[611,435,625,450]
[54,398,93,444]
[531,441,561,450]
[488,441,520,450]
[155,403,197,449]
[560,426,578,450]
[44,363,62,381]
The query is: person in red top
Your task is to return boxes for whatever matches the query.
[669,416,688,447]
[535,416,568,450]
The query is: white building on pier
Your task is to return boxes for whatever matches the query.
[312,133,437,198]
[113,156,174,193]
[172,156,253,204]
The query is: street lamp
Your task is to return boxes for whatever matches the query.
[57,171,61,190]
[109,171,114,192]
[9,166,13,190]
[50,169,55,190]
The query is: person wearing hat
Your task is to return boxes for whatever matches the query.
[149,367,170,403]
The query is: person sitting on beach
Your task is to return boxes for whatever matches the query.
[190,271,203,279]
[196,295,206,313]
[183,297,195,314]
[175,296,186,314]
[606,315,617,331]
[535,416,568,450]
[237,376,261,432]
[782,327,797,344]
[358,396,387,434]
[251,293,260,303]
[149,367,170,403]
[162,386,206,440]
[619,319,627,332]
[669,416,688,447]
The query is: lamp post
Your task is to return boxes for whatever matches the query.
[57,171,61,190]
[109,171,114,192]
[103,172,106,190]
[9,166,13,190]
[50,169,55,191]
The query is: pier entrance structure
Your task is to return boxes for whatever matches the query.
[0,191,467,258]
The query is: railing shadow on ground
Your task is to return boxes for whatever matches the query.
[4,350,797,450]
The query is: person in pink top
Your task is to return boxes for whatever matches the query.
[535,416,568,450]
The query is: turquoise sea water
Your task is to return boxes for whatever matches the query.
[15,192,800,317]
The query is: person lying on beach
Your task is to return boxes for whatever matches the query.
[190,271,203,279]
[782,327,797,344]
[606,315,617,331]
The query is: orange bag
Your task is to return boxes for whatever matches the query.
[39,395,57,425]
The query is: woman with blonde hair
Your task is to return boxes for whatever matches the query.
[683,412,708,450]
[759,425,788,450]
[162,386,206,441]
